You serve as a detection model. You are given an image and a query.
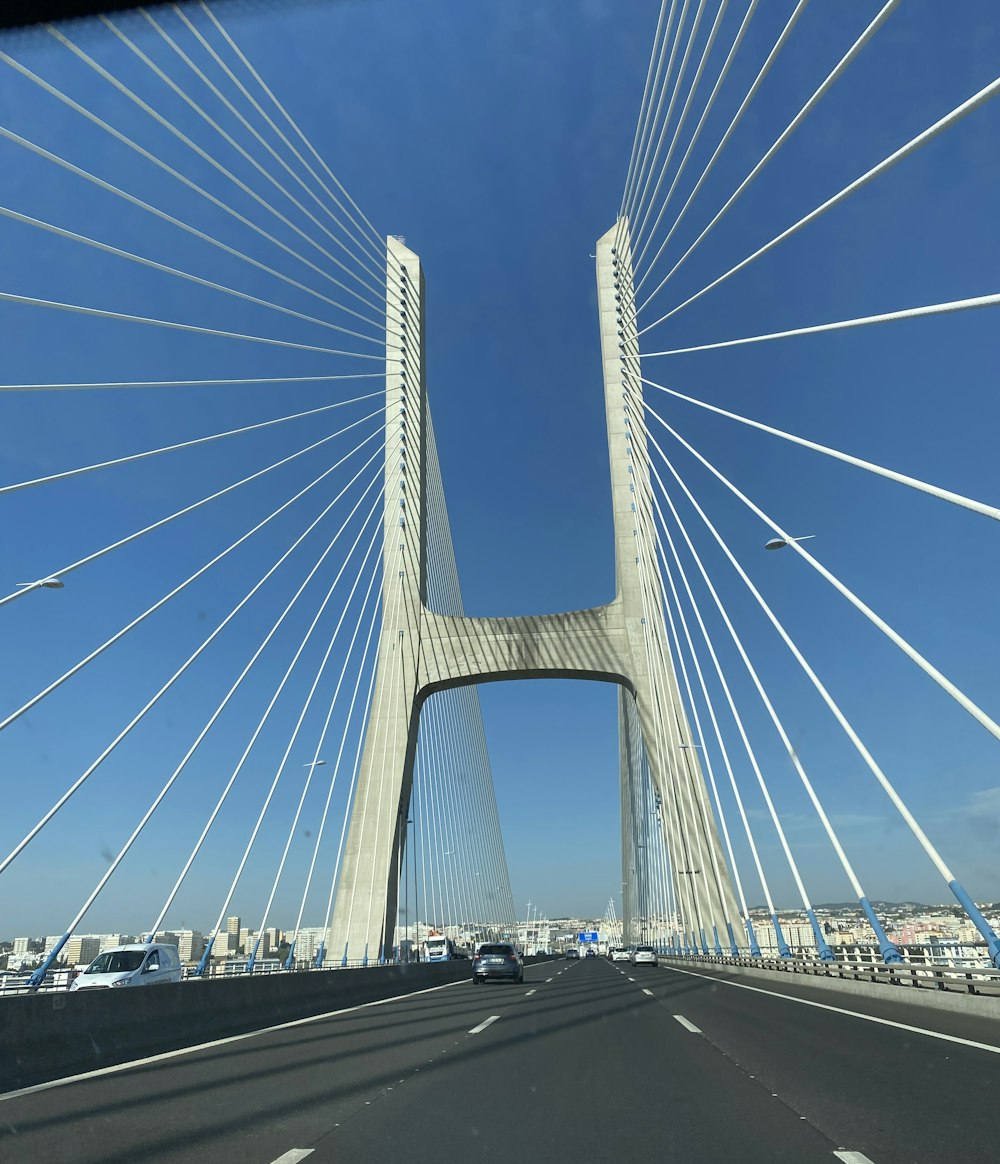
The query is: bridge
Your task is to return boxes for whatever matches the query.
[1,1,999,1160]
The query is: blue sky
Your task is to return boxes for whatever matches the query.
[1,0,999,938]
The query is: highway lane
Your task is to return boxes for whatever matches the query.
[0,955,905,1163]
[648,960,1000,1162]
[5,956,998,1162]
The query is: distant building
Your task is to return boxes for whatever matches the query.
[63,936,101,966]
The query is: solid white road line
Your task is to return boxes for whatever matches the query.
[0,977,468,1104]
[833,1152,877,1163]
[662,965,1000,1056]
[673,1014,702,1034]
[270,1152,315,1164]
[469,1015,501,1035]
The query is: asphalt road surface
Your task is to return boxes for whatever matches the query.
[2,956,998,1163]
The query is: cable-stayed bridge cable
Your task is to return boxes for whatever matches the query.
[2,410,383,608]
[46,24,385,303]
[640,73,1000,331]
[632,0,807,300]
[642,378,1000,522]
[163,4,388,282]
[636,0,900,302]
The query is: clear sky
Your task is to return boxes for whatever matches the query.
[1,0,999,938]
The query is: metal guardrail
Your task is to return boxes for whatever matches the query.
[661,952,1000,997]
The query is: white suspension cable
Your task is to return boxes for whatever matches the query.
[643,377,1000,521]
[321,603,384,959]
[166,4,388,282]
[0,290,393,359]
[636,0,899,301]
[0,392,380,496]
[0,205,383,347]
[642,406,960,894]
[658,534,751,923]
[0,427,384,732]
[633,0,807,299]
[0,373,381,393]
[624,0,691,227]
[619,0,681,240]
[646,423,869,902]
[341,507,411,952]
[2,409,382,607]
[648,408,1000,758]
[644,292,1000,354]
[1,445,386,877]
[631,0,757,279]
[641,74,1000,330]
[0,126,388,332]
[646,465,779,916]
[630,0,719,254]
[48,24,386,304]
[117,10,386,290]
[201,456,396,964]
[200,2,387,262]
[0,51,385,314]
[286,555,383,964]
[152,484,385,942]
[248,508,387,962]
[619,0,672,217]
[653,466,817,915]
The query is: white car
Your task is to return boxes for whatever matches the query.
[630,945,658,967]
[610,947,631,962]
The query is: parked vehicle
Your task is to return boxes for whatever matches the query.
[472,942,523,984]
[69,944,182,990]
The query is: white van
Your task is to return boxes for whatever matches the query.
[70,943,182,990]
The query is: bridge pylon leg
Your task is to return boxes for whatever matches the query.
[327,237,426,964]
[596,219,741,950]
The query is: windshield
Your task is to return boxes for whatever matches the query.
[478,945,512,956]
[85,951,145,974]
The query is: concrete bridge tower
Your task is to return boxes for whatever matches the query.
[327,223,741,963]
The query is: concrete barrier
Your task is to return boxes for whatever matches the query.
[1,954,557,1093]
[1,960,481,1093]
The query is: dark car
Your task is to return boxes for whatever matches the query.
[585,948,597,958]
[472,943,523,984]
[564,948,580,959]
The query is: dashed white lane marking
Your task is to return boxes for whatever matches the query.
[834,1153,878,1163]
[661,965,1000,1056]
[270,1152,314,1164]
[546,977,553,983]
[627,976,635,982]
[642,988,654,997]
[525,989,537,996]
[673,1014,702,1034]
[469,1015,501,1035]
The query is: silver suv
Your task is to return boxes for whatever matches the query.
[472,943,523,984]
